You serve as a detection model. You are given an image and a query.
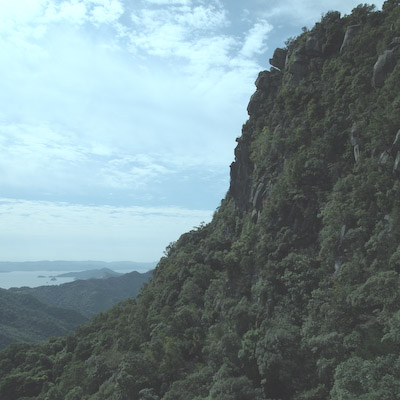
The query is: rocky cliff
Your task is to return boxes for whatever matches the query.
[1,2,400,400]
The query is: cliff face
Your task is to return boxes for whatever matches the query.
[2,3,400,400]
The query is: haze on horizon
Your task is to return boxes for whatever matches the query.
[0,0,384,263]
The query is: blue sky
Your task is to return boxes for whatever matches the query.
[0,0,384,263]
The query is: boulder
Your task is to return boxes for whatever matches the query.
[269,48,288,70]
[340,25,362,53]
[372,49,397,88]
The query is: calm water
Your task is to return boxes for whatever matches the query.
[0,271,76,289]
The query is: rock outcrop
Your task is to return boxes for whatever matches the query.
[350,123,362,162]
[340,24,362,53]
[288,47,308,83]
[247,70,281,116]
[269,48,288,70]
[372,48,398,88]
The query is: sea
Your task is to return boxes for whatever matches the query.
[0,271,76,289]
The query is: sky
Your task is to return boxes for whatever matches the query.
[0,0,384,265]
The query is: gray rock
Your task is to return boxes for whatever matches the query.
[247,90,265,115]
[393,152,400,174]
[288,48,308,82]
[354,144,360,162]
[269,48,288,70]
[350,123,361,146]
[254,71,271,91]
[392,129,400,151]
[389,37,400,49]
[305,32,323,56]
[249,70,281,114]
[251,182,270,210]
[338,225,346,247]
[372,49,397,88]
[379,150,390,164]
[340,25,362,53]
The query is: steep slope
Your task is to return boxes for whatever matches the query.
[0,289,87,349]
[11,270,153,317]
[1,2,400,400]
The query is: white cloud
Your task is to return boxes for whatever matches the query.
[240,19,273,58]
[144,0,192,5]
[100,155,172,189]
[129,3,230,67]
[0,198,212,261]
[262,0,384,26]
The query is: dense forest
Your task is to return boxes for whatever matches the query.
[11,270,152,318]
[0,289,86,350]
[0,271,152,349]
[1,2,400,399]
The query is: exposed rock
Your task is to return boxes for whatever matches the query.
[350,123,362,161]
[340,25,362,53]
[251,181,270,210]
[389,37,400,49]
[334,256,345,274]
[229,130,253,211]
[379,150,390,164]
[248,70,281,115]
[391,129,400,153]
[305,32,323,56]
[269,48,288,70]
[372,49,398,88]
[288,48,308,83]
[393,152,400,175]
[247,90,265,115]
[354,144,360,162]
[338,224,346,247]
[350,123,361,146]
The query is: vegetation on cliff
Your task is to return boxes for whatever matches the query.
[1,2,400,399]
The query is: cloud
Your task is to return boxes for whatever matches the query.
[128,3,230,64]
[0,198,212,261]
[260,0,384,26]
[144,0,192,5]
[100,155,172,189]
[240,19,273,58]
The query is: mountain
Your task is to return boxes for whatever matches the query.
[55,267,123,280]
[0,260,157,272]
[0,288,86,350]
[1,2,400,399]
[10,270,153,317]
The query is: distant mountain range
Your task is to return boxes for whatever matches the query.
[0,260,157,272]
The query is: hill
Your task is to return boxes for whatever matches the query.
[10,270,153,317]
[0,288,86,350]
[0,260,156,273]
[55,267,123,280]
[1,2,400,399]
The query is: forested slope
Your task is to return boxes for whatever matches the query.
[0,289,86,350]
[1,2,400,399]
[11,270,153,317]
